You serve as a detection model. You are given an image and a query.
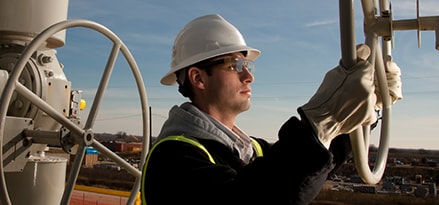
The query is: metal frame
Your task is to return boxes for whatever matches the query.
[340,0,439,184]
[0,19,150,205]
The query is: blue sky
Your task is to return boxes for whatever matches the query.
[55,0,439,150]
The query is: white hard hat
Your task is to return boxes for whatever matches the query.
[160,14,261,85]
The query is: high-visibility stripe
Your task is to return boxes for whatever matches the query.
[251,138,263,157]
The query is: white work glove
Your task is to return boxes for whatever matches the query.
[374,60,403,110]
[299,44,377,149]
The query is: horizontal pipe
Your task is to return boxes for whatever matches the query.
[393,16,439,31]
[23,129,60,145]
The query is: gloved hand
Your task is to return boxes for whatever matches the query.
[374,60,403,109]
[299,44,377,149]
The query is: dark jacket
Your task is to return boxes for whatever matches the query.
[142,103,336,205]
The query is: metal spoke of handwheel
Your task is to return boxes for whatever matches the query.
[0,19,150,205]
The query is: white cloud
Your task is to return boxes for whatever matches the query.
[304,19,338,27]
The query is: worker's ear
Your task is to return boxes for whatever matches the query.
[187,66,206,90]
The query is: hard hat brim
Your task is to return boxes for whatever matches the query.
[160,46,260,86]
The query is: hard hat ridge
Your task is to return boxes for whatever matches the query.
[160,14,261,85]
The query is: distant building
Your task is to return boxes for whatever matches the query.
[114,142,142,152]
[352,184,377,194]
[83,146,99,168]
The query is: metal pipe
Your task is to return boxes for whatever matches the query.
[339,0,357,68]
[393,16,439,31]
[23,129,60,145]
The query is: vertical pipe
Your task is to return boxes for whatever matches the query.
[339,0,357,67]
[379,0,392,60]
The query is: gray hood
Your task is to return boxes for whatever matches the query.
[157,102,254,163]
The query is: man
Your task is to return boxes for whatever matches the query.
[141,14,378,205]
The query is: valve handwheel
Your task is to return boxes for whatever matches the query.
[0,19,150,205]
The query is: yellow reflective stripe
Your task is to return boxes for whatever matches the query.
[167,135,216,163]
[251,138,263,157]
[141,135,215,205]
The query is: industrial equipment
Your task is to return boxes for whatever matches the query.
[0,0,438,204]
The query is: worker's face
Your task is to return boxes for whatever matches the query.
[202,52,255,115]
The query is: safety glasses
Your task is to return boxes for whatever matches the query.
[197,56,256,74]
